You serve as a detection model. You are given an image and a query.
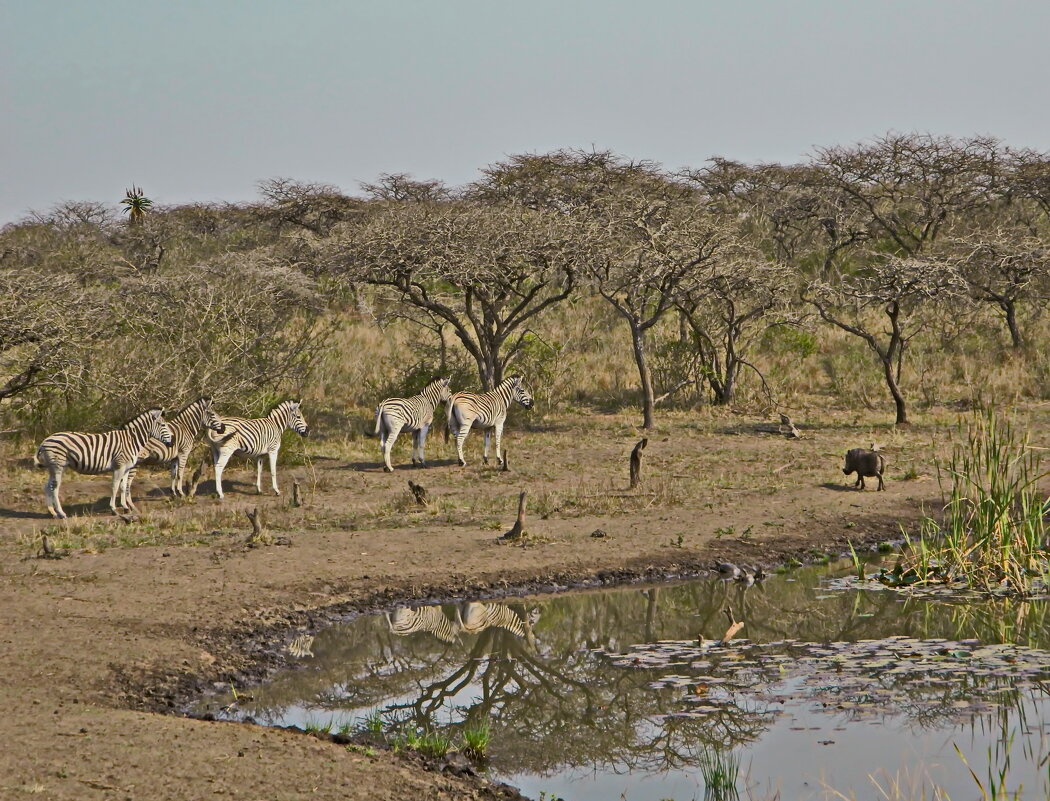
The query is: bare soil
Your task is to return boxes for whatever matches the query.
[0,409,1019,800]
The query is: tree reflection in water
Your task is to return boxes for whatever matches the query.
[203,562,1050,782]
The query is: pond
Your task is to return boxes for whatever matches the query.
[195,560,1050,800]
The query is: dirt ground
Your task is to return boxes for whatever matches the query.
[0,407,1039,800]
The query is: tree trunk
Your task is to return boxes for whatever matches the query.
[1003,300,1023,349]
[713,356,739,405]
[882,356,908,425]
[631,323,656,429]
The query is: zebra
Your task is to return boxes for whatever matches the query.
[208,399,309,499]
[459,602,528,637]
[445,375,533,467]
[374,377,452,472]
[34,407,174,519]
[386,606,461,644]
[126,396,225,498]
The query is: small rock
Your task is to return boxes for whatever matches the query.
[589,529,608,538]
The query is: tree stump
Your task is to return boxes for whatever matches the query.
[501,491,527,541]
[292,481,303,508]
[629,438,648,489]
[408,480,429,506]
[188,457,208,497]
[245,507,266,543]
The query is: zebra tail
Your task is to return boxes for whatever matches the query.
[33,446,44,468]
[374,405,383,437]
[444,401,453,443]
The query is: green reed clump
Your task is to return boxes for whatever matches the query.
[897,411,1049,596]
[461,721,491,760]
[698,749,740,801]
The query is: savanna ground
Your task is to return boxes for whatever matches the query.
[3,403,1047,801]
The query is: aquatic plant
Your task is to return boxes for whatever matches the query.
[361,708,384,735]
[882,411,1049,597]
[461,721,491,760]
[698,748,740,800]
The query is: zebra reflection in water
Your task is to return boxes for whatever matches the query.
[386,602,540,645]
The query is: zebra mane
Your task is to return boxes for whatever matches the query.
[169,396,211,422]
[123,407,163,429]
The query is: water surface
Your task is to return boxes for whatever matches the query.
[198,561,1050,800]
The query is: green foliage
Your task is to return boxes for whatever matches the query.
[763,325,818,359]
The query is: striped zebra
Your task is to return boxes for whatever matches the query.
[127,396,225,498]
[208,399,309,499]
[459,602,528,637]
[34,407,174,519]
[445,376,533,467]
[374,377,452,472]
[386,606,461,644]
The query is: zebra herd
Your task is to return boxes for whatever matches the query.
[35,398,309,519]
[32,376,533,519]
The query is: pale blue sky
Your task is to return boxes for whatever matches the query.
[3,0,1048,223]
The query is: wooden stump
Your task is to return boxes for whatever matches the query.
[629,438,648,489]
[245,507,264,542]
[292,481,303,508]
[188,457,208,497]
[408,480,429,507]
[501,491,527,541]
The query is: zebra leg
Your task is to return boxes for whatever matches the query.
[110,467,127,515]
[482,430,491,465]
[121,465,139,513]
[268,449,281,495]
[45,465,66,519]
[454,416,471,467]
[171,457,183,497]
[255,457,264,494]
[417,424,430,467]
[382,420,404,472]
[213,447,234,499]
[494,422,505,466]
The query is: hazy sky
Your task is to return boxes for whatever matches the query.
[3,0,1049,224]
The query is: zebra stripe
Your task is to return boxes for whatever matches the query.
[374,377,451,472]
[459,602,528,637]
[128,396,225,497]
[34,407,174,519]
[446,375,533,467]
[386,606,461,644]
[208,399,309,499]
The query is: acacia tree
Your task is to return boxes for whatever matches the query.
[256,178,362,236]
[813,134,1005,257]
[805,257,967,424]
[0,270,106,403]
[674,246,799,405]
[586,191,728,427]
[330,201,584,389]
[945,227,1050,349]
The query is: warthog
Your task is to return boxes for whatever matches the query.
[842,448,886,491]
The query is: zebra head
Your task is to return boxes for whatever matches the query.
[201,397,225,434]
[432,377,453,403]
[286,399,310,437]
[148,407,175,446]
[509,375,534,409]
